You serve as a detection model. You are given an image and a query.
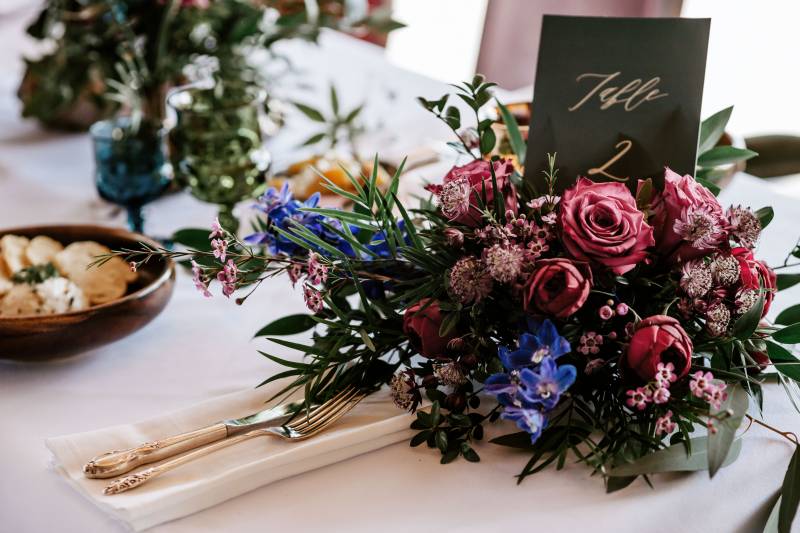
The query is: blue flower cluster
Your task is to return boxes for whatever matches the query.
[244,184,409,262]
[244,184,356,257]
[485,320,577,444]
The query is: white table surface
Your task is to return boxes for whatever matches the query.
[2,8,800,533]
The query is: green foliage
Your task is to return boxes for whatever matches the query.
[293,85,365,156]
[418,74,497,158]
[608,437,742,477]
[695,106,758,185]
[19,0,401,129]
[779,446,800,533]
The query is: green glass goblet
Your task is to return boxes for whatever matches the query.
[167,84,271,232]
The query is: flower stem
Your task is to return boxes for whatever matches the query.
[745,414,799,445]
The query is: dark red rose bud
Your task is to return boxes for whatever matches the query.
[523,258,592,318]
[403,299,456,358]
[445,392,466,411]
[459,353,478,368]
[626,315,693,381]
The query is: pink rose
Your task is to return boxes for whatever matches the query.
[559,177,654,275]
[627,315,693,381]
[426,159,517,226]
[651,168,725,262]
[523,258,592,318]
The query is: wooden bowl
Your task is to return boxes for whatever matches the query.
[0,225,175,362]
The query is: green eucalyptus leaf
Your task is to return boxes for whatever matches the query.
[779,446,800,533]
[697,145,758,168]
[698,106,733,154]
[755,206,775,229]
[254,314,316,337]
[774,324,800,344]
[776,304,800,326]
[708,384,749,477]
[609,437,742,477]
[778,274,800,291]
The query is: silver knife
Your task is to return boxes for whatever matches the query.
[83,400,310,479]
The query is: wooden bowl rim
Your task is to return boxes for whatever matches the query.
[0,224,175,322]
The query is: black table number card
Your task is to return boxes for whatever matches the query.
[524,15,710,193]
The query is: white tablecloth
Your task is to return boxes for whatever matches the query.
[2,8,800,533]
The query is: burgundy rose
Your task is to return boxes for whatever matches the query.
[523,258,592,318]
[559,177,654,274]
[403,299,456,358]
[651,168,725,262]
[626,315,693,381]
[426,159,517,226]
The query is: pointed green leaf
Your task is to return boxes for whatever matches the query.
[294,102,325,122]
[776,305,800,326]
[708,384,749,477]
[779,446,800,533]
[774,324,800,344]
[766,341,800,382]
[697,145,758,168]
[756,206,775,229]
[698,106,733,154]
[778,274,800,291]
[254,314,316,337]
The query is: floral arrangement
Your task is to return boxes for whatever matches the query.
[113,77,800,531]
[18,0,400,130]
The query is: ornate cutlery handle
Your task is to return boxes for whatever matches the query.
[83,423,228,479]
[103,430,262,495]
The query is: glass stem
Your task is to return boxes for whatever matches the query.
[128,205,145,234]
[218,204,239,234]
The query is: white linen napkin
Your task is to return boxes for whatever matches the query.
[45,385,415,531]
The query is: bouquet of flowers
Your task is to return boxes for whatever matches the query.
[114,77,800,530]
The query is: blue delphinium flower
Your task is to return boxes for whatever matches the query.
[244,184,357,257]
[501,406,546,442]
[498,319,570,370]
[485,320,576,444]
[518,358,577,410]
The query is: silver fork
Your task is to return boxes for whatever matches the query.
[104,386,365,495]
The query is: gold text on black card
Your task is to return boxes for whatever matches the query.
[568,72,668,112]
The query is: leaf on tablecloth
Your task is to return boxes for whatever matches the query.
[609,437,742,477]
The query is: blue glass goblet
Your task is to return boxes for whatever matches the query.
[90,117,171,234]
